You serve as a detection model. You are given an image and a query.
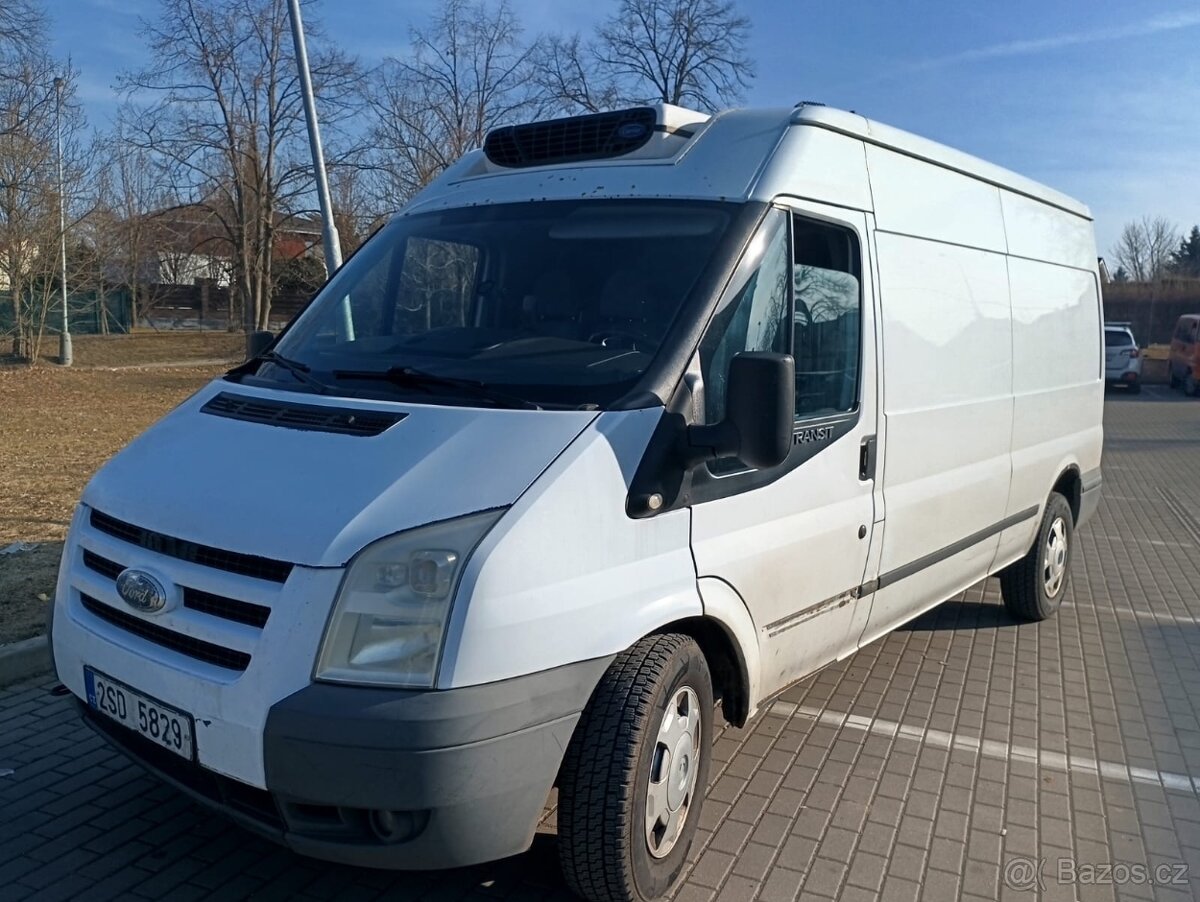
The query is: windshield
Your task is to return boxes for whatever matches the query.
[259,200,736,408]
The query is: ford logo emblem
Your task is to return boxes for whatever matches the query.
[616,121,648,140]
[116,569,169,614]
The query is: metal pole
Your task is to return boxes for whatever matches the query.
[287,0,341,274]
[287,0,351,341]
[55,76,72,366]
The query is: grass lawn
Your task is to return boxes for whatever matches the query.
[0,363,224,643]
[36,330,245,367]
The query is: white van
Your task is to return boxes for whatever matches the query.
[50,103,1103,902]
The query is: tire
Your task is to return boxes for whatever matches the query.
[1170,367,1181,389]
[1187,373,1199,397]
[1000,492,1074,621]
[1127,380,1141,394]
[557,633,714,902]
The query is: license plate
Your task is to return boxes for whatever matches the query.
[84,667,195,761]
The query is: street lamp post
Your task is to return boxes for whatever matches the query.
[54,76,71,366]
[287,0,352,341]
[287,0,341,275]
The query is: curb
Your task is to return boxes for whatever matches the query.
[0,635,51,688]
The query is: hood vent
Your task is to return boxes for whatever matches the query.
[202,392,406,437]
[484,107,661,168]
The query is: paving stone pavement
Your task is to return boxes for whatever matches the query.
[2,388,1200,901]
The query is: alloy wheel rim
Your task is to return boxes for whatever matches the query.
[645,686,702,859]
[1043,517,1068,597]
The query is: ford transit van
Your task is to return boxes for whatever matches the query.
[50,103,1103,902]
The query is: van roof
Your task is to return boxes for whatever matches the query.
[790,104,1091,220]
[405,104,1091,221]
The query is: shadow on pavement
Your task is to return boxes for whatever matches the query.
[899,599,1023,632]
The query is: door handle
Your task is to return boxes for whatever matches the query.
[859,435,877,481]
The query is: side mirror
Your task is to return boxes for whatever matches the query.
[687,352,795,470]
[246,330,275,360]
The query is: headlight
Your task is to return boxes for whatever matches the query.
[315,510,504,688]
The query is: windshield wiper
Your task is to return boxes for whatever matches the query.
[256,351,334,394]
[332,366,542,410]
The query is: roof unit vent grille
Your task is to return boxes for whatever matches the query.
[484,107,658,168]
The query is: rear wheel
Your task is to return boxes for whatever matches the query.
[1170,367,1181,389]
[1127,380,1141,394]
[1000,492,1074,621]
[1187,372,1199,397]
[557,634,713,902]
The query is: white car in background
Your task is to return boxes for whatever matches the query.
[1104,323,1142,393]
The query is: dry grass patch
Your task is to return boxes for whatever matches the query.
[40,331,245,367]
[0,365,223,545]
[0,543,62,644]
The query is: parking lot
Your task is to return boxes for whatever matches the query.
[2,386,1198,902]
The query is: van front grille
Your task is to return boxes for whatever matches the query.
[182,587,270,629]
[82,549,124,580]
[81,593,252,672]
[90,510,293,584]
[82,549,271,629]
[484,107,657,168]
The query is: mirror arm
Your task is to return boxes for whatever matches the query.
[682,421,739,468]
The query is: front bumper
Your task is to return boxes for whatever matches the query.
[80,655,613,870]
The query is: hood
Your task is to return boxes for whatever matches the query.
[82,380,596,568]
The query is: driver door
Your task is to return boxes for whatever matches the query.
[689,201,881,698]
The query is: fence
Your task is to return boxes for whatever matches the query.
[0,282,314,339]
[138,282,312,331]
[1102,282,1200,346]
[0,289,135,337]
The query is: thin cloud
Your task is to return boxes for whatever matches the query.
[913,10,1200,70]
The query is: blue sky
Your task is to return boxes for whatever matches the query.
[52,0,1200,257]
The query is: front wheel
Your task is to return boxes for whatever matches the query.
[999,492,1074,621]
[557,634,713,902]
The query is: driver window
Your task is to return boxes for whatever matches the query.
[698,211,790,424]
[792,217,861,418]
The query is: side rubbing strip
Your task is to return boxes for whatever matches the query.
[874,506,1039,591]
[766,588,859,636]
[761,506,1040,636]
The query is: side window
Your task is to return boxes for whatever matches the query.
[792,217,862,418]
[698,211,790,424]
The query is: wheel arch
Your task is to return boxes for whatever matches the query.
[659,577,762,728]
[1051,464,1083,523]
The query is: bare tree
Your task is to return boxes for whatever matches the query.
[0,0,46,74]
[1111,216,1179,283]
[0,52,87,359]
[363,0,551,206]
[529,33,617,114]
[83,117,185,328]
[328,163,386,260]
[594,0,754,111]
[119,0,358,334]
